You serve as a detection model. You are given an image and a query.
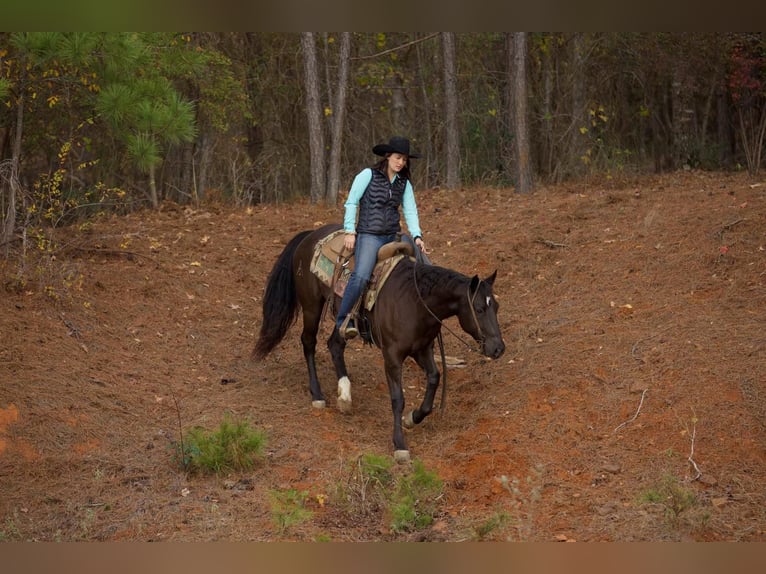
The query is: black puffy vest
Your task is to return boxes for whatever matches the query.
[356,168,407,235]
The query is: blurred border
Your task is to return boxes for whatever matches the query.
[1,1,753,32]
[2,542,765,574]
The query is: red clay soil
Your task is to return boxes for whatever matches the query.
[1,171,764,541]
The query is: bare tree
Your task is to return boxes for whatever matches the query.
[1,66,25,252]
[326,32,351,206]
[442,32,461,190]
[301,32,326,204]
[511,32,533,194]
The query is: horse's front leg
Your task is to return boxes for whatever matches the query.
[327,326,352,413]
[403,343,440,429]
[384,354,409,463]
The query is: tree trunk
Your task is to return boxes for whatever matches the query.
[326,32,351,206]
[416,33,436,187]
[2,89,24,252]
[197,132,213,206]
[569,33,588,179]
[511,32,533,194]
[542,34,554,176]
[301,32,326,204]
[717,84,734,168]
[148,164,159,208]
[671,57,695,169]
[442,32,461,190]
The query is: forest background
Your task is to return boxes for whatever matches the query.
[1,32,765,263]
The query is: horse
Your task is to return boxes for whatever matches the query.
[252,223,505,463]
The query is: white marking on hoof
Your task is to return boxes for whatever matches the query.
[403,410,415,429]
[311,400,326,409]
[336,376,352,414]
[394,450,411,464]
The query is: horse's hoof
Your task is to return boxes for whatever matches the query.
[394,450,411,464]
[337,376,352,414]
[311,400,326,409]
[402,411,415,429]
[337,397,352,414]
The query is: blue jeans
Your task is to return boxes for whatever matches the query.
[336,232,396,329]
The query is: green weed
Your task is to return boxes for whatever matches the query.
[178,414,267,475]
[0,515,22,541]
[269,489,313,534]
[389,459,443,533]
[333,454,445,536]
[473,511,512,541]
[638,473,698,524]
[358,453,394,486]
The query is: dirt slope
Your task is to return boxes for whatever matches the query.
[1,171,764,541]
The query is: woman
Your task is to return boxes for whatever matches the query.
[336,136,428,339]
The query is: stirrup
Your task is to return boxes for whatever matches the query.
[339,315,358,340]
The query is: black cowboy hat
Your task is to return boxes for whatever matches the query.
[372,136,421,159]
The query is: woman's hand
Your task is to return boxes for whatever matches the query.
[343,233,356,252]
[414,236,429,254]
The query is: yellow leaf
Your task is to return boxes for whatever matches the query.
[190,261,202,267]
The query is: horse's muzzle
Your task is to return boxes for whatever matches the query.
[483,339,505,360]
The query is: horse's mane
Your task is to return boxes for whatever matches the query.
[410,262,467,297]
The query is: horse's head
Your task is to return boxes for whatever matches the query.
[458,270,506,359]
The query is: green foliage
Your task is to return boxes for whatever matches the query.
[389,459,443,534]
[358,453,395,486]
[180,414,267,475]
[0,515,22,542]
[126,132,161,174]
[94,35,198,177]
[334,454,445,537]
[193,44,251,134]
[473,511,512,541]
[638,473,698,523]
[268,489,313,534]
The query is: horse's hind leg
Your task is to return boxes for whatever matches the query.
[301,307,326,408]
[403,343,440,429]
[327,327,352,413]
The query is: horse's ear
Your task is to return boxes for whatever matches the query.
[484,270,498,287]
[470,274,481,292]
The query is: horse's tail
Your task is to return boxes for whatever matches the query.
[252,229,313,360]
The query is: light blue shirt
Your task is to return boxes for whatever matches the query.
[343,168,422,238]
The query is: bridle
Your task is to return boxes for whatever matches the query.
[412,261,487,356]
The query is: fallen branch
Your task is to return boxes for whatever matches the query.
[687,413,702,481]
[59,313,81,339]
[172,394,188,472]
[714,218,745,239]
[68,246,159,264]
[614,389,647,432]
[535,238,567,249]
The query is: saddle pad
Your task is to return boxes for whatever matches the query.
[363,254,406,311]
[309,229,349,287]
[309,230,408,310]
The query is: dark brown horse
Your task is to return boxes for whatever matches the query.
[253,223,505,462]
